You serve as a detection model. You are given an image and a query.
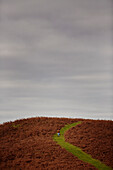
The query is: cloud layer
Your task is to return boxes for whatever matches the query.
[0,0,113,123]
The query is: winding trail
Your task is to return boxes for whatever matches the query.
[53,121,112,170]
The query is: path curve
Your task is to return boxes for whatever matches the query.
[53,121,112,170]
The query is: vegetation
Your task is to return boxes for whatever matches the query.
[53,121,112,170]
[12,124,21,128]
[0,117,112,169]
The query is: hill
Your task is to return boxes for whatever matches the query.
[0,117,113,169]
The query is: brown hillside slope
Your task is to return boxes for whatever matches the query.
[0,117,112,169]
[65,120,113,168]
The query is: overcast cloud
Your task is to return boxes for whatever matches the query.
[0,0,113,123]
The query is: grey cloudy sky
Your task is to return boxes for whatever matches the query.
[0,0,113,123]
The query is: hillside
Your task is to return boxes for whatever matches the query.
[0,117,113,169]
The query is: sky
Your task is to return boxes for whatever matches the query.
[0,0,113,123]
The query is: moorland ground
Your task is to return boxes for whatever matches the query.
[0,117,113,169]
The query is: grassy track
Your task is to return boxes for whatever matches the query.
[53,121,112,170]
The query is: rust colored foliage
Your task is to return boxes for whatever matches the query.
[65,120,113,168]
[0,117,112,169]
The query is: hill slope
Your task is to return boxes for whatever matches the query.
[0,117,113,169]
[65,120,113,168]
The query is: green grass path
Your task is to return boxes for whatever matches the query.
[53,121,112,170]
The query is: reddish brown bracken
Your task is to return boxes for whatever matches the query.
[0,117,112,169]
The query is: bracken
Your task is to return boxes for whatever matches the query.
[0,117,112,169]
